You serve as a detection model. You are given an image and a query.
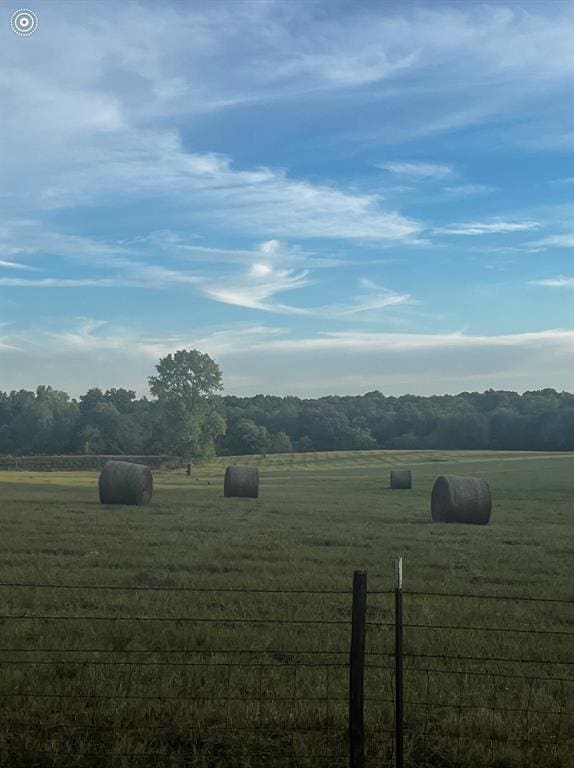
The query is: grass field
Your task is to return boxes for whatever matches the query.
[0,450,573,767]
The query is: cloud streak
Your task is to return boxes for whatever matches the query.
[380,161,455,179]
[436,220,541,236]
[0,225,413,317]
[199,263,312,314]
[0,259,35,270]
[530,276,574,288]
[7,320,571,359]
[315,279,413,318]
[33,134,424,242]
[526,234,574,249]
[4,320,571,397]
[256,329,573,354]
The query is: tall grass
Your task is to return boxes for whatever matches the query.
[0,450,572,766]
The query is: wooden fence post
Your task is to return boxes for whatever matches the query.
[349,570,367,768]
[395,557,404,768]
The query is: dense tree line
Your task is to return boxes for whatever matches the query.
[1,385,573,456]
[219,389,574,453]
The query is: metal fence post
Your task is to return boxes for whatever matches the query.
[349,570,367,768]
[395,557,404,768]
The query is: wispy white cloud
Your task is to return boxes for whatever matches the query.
[5,2,569,239]
[10,320,572,358]
[377,161,494,201]
[33,133,423,242]
[255,329,573,353]
[316,279,413,318]
[526,233,574,249]
[199,262,312,314]
[5,320,572,396]
[0,268,202,290]
[441,184,494,198]
[0,221,138,266]
[530,276,574,288]
[0,277,119,288]
[0,224,413,317]
[0,259,35,270]
[46,319,129,352]
[154,236,347,269]
[31,321,286,359]
[336,292,411,316]
[436,220,541,236]
[0,341,20,351]
[548,177,574,186]
[0,227,312,312]
[508,129,574,152]
[380,161,455,179]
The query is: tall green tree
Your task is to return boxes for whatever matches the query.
[148,350,226,459]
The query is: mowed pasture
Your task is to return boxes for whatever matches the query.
[0,450,573,767]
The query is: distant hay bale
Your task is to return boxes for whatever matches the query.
[224,465,259,498]
[390,469,412,489]
[431,474,491,525]
[98,460,153,506]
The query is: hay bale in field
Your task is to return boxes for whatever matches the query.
[98,460,153,506]
[390,469,412,489]
[224,465,259,498]
[431,474,491,525]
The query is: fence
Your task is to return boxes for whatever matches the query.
[0,564,572,767]
[0,455,184,472]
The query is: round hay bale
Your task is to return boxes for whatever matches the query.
[98,460,153,506]
[390,469,412,489]
[224,465,259,498]
[431,474,491,525]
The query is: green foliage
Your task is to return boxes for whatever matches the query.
[78,388,148,454]
[1,382,574,456]
[149,349,223,403]
[0,386,78,454]
[148,349,226,460]
[220,419,271,455]
[268,431,293,453]
[219,389,574,454]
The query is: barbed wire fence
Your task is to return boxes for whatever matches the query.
[0,568,572,768]
[382,560,574,768]
[0,581,354,768]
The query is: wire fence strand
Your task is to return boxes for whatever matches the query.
[0,579,572,767]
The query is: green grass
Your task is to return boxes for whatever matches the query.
[0,449,573,767]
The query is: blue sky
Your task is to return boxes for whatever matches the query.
[1,0,573,397]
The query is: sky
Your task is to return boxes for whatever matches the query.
[0,0,573,398]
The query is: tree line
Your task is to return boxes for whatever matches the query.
[1,350,573,456]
